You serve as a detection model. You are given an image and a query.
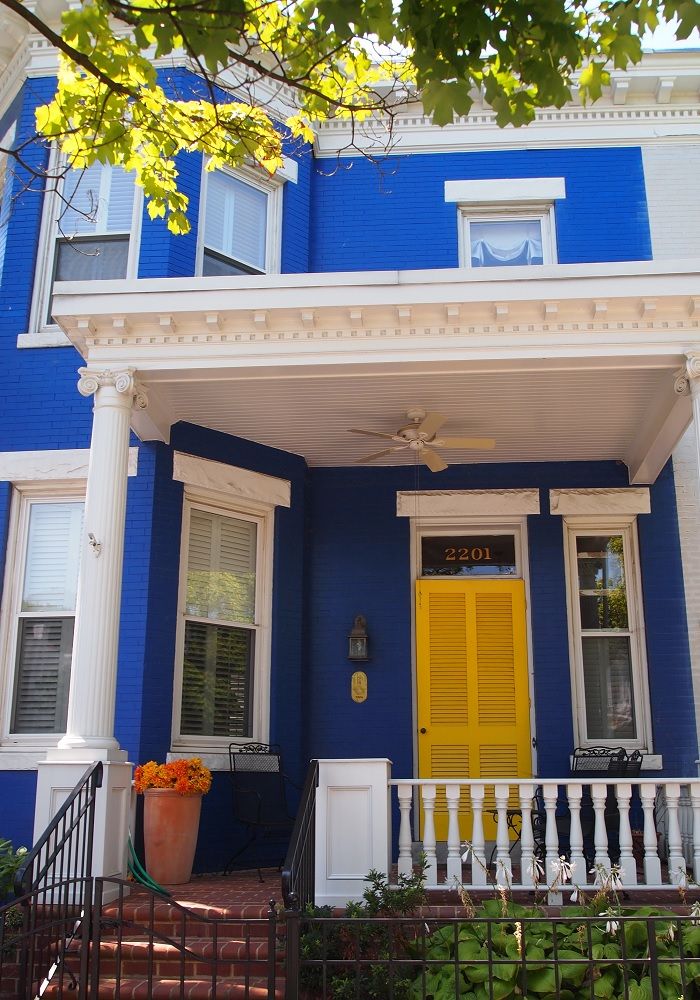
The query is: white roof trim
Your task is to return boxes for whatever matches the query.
[173,451,291,508]
[396,489,540,517]
[445,178,566,204]
[0,448,139,481]
[549,487,651,515]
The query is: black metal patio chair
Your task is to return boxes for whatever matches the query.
[224,742,296,881]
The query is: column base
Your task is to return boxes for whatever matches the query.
[34,759,134,880]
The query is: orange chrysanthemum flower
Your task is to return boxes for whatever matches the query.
[133,758,212,796]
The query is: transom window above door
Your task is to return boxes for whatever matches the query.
[421,533,518,577]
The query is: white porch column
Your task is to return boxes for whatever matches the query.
[683,354,700,498]
[34,368,146,880]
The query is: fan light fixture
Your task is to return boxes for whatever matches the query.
[349,408,495,472]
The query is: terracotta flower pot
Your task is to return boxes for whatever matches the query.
[143,788,202,885]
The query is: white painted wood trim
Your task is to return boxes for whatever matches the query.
[445,178,566,203]
[397,489,540,517]
[17,330,72,349]
[550,487,651,515]
[173,451,291,508]
[0,448,139,482]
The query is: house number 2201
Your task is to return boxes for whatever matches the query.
[444,546,493,562]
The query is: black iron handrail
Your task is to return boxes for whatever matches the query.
[13,760,102,999]
[281,759,319,912]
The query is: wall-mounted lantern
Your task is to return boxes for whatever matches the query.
[348,615,369,662]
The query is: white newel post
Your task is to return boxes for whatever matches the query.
[33,368,146,881]
[315,759,392,906]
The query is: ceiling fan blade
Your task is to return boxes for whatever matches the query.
[432,436,496,450]
[418,411,447,438]
[348,428,397,440]
[354,448,398,464]
[422,447,448,473]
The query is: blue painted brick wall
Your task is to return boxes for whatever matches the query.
[307,459,696,782]
[310,147,652,272]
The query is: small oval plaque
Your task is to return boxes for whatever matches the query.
[351,670,368,703]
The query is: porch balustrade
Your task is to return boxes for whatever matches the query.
[390,778,700,893]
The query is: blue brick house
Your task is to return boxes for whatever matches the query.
[0,22,699,890]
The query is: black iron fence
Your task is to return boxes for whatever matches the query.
[284,910,700,999]
[282,758,319,912]
[8,760,102,999]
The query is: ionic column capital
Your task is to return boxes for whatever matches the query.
[675,354,700,398]
[77,368,148,410]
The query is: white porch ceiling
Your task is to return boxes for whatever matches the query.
[148,364,671,470]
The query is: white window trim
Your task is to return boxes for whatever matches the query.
[458,203,558,269]
[0,482,86,765]
[396,489,540,518]
[23,150,143,345]
[195,162,283,277]
[171,487,274,753]
[563,514,653,753]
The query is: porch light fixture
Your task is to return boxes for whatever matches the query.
[348,615,369,662]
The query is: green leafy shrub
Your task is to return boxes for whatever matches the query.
[299,862,427,999]
[0,838,27,900]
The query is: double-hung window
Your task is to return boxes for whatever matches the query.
[0,119,17,282]
[1,489,84,741]
[31,159,141,331]
[199,167,281,276]
[566,519,651,749]
[174,499,271,746]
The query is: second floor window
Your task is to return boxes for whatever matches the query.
[201,170,273,276]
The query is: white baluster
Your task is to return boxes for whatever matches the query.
[397,783,414,877]
[640,783,662,885]
[421,784,438,886]
[494,784,512,882]
[690,781,700,884]
[567,783,585,886]
[446,785,462,883]
[542,783,559,873]
[519,782,536,888]
[591,782,611,872]
[666,782,686,885]
[616,782,636,886]
[470,783,487,886]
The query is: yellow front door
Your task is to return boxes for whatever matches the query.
[416,578,532,840]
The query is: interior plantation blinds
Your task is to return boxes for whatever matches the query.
[61,162,135,236]
[181,510,257,737]
[204,172,267,272]
[12,501,84,733]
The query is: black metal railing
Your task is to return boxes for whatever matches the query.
[88,877,280,998]
[285,911,700,999]
[282,758,319,912]
[12,760,102,999]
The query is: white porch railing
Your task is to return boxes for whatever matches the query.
[390,778,700,892]
[313,761,700,906]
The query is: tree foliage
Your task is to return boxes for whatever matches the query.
[2,0,699,233]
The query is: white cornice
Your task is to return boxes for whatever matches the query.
[50,260,700,367]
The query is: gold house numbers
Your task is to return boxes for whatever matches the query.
[421,534,517,577]
[351,671,368,703]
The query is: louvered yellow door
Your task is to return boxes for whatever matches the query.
[416,579,531,840]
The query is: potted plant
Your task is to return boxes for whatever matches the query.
[134,758,212,885]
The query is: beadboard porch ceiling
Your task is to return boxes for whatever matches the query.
[51,260,700,483]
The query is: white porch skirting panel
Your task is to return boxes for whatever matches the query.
[0,447,139,481]
[173,451,291,508]
[315,759,392,906]
[396,489,540,518]
[549,487,651,515]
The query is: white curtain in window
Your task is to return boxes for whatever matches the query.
[204,172,267,271]
[470,219,543,267]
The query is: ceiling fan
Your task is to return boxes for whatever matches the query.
[349,408,495,473]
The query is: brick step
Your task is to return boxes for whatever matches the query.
[44,975,285,998]
[94,936,284,979]
[101,901,276,940]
